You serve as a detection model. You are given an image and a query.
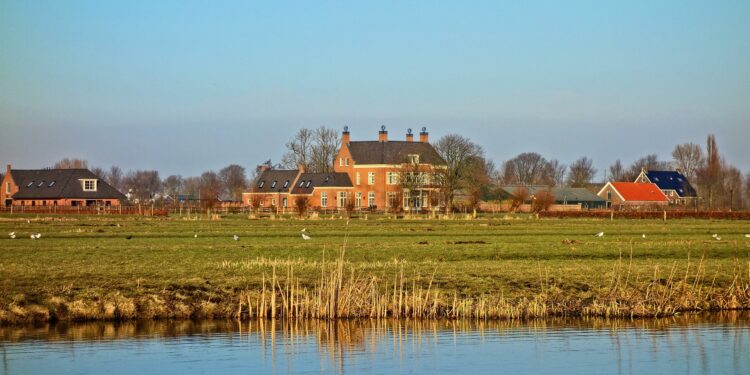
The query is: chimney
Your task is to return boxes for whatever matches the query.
[419,126,429,143]
[298,164,306,174]
[406,128,414,142]
[6,164,10,175]
[342,126,350,145]
[258,165,270,174]
[378,125,388,142]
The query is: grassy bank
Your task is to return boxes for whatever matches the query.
[1,214,749,323]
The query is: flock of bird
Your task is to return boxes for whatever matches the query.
[6,229,749,241]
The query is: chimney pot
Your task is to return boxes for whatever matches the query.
[342,126,350,145]
[406,128,414,142]
[378,125,388,142]
[419,126,429,143]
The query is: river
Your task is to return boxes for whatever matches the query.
[1,313,748,374]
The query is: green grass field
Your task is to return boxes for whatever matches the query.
[1,214,749,321]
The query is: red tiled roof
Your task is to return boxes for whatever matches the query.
[610,182,668,202]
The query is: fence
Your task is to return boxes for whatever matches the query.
[0,205,169,216]
[539,210,750,220]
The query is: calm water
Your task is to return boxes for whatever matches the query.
[1,313,749,375]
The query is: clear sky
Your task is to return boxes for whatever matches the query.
[1,1,748,178]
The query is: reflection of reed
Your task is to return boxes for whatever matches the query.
[2,311,748,344]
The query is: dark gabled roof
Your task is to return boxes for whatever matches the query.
[291,173,353,195]
[500,185,606,203]
[10,169,126,200]
[347,141,446,165]
[252,169,300,193]
[644,170,697,197]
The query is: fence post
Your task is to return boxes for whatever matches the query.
[610,210,614,221]
[663,210,667,222]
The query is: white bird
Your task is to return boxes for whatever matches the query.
[712,234,718,238]
[35,233,41,239]
[715,237,722,241]
[302,233,311,240]
[10,234,15,239]
[745,234,750,238]
[30,234,36,240]
[233,235,239,241]
[301,228,307,233]
[642,234,646,238]
[594,232,604,237]
[194,234,198,238]
[8,232,15,236]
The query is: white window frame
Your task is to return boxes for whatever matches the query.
[408,154,420,164]
[368,172,375,185]
[368,191,375,208]
[339,158,344,167]
[282,197,288,207]
[338,191,347,208]
[82,179,97,192]
[5,182,10,194]
[345,157,350,166]
[386,172,398,185]
[355,192,362,208]
[321,192,328,207]
[271,198,276,206]
[356,173,360,185]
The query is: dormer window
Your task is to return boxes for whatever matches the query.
[305,180,312,188]
[258,181,265,188]
[27,181,34,188]
[271,180,277,188]
[38,181,45,188]
[49,181,55,187]
[81,179,97,192]
[298,181,305,188]
[408,154,420,164]
[283,180,289,188]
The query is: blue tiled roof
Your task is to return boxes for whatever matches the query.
[645,170,697,197]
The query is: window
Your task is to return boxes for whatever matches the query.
[355,192,362,208]
[368,172,375,185]
[356,173,360,185]
[408,154,420,164]
[386,172,398,185]
[38,181,45,188]
[5,182,10,194]
[306,181,312,188]
[345,158,350,166]
[271,181,277,188]
[338,192,347,208]
[299,181,305,188]
[283,180,289,188]
[271,198,276,206]
[386,192,398,208]
[321,192,328,207]
[368,192,375,207]
[82,180,97,191]
[27,181,34,188]
[339,158,344,167]
[282,198,288,207]
[48,181,55,187]
[607,191,612,201]
[259,181,265,188]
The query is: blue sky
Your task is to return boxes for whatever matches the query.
[1,1,748,178]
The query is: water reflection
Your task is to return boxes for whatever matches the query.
[1,312,749,375]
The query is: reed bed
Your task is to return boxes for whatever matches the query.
[3,247,749,324]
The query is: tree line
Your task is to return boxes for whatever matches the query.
[48,129,750,211]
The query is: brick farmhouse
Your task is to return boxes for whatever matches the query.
[243,127,447,212]
[1,164,125,207]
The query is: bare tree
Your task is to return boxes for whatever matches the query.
[219,164,247,201]
[107,166,124,191]
[90,166,106,180]
[433,134,485,212]
[532,189,555,212]
[722,163,743,210]
[310,127,340,173]
[53,158,88,169]
[123,170,162,202]
[623,154,671,181]
[566,157,597,187]
[199,171,223,209]
[608,160,625,182]
[697,134,722,208]
[672,143,703,181]
[294,196,310,217]
[163,175,184,198]
[501,152,554,186]
[281,128,314,170]
[547,159,567,187]
[183,176,202,197]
